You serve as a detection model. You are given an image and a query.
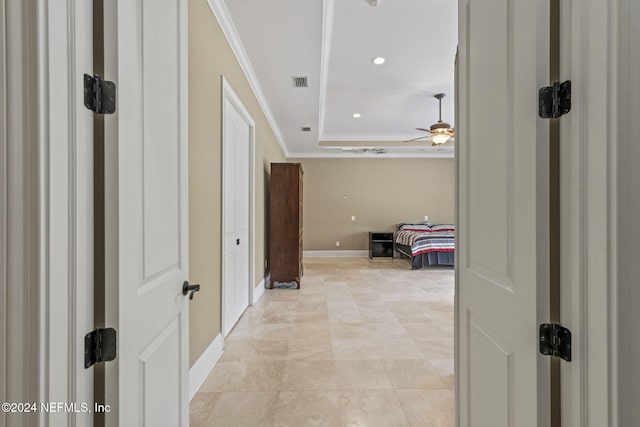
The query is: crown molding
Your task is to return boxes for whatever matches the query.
[206,0,290,156]
[321,135,456,143]
[287,151,454,159]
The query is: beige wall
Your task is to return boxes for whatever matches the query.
[292,158,455,251]
[189,0,285,366]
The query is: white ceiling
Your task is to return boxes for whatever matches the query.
[222,0,458,157]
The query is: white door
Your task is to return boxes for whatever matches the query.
[103,0,190,425]
[222,80,252,336]
[456,0,550,425]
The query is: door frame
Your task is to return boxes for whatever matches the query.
[559,0,620,424]
[221,76,256,337]
[2,0,94,423]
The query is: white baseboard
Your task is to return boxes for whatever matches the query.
[303,250,369,258]
[252,274,268,304]
[189,333,224,401]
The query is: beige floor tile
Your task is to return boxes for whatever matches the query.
[261,310,297,324]
[264,290,300,301]
[331,338,378,360]
[328,310,364,324]
[396,389,455,427]
[297,293,328,302]
[189,392,221,427]
[240,340,290,361]
[366,321,408,338]
[224,360,285,391]
[281,360,337,390]
[287,341,334,360]
[273,390,341,427]
[401,321,449,340]
[294,311,330,323]
[296,300,329,312]
[252,324,293,341]
[429,358,455,389]
[382,359,448,389]
[413,338,454,359]
[334,360,393,389]
[358,307,399,323]
[329,322,370,340]
[371,338,425,359]
[338,389,409,427]
[199,362,237,392]
[218,340,250,362]
[289,323,333,344]
[191,257,456,425]
[205,391,278,427]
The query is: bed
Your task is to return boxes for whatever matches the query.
[395,223,455,269]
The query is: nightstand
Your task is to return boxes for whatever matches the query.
[369,232,394,259]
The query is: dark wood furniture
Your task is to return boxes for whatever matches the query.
[269,163,303,288]
[369,232,394,259]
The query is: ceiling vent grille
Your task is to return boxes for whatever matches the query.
[300,127,312,132]
[292,76,309,88]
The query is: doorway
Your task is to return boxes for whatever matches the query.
[221,77,256,337]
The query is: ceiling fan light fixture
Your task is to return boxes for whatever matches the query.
[431,133,451,145]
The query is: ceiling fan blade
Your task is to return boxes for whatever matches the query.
[403,135,430,143]
[415,127,432,133]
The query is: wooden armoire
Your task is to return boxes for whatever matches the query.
[269,163,303,288]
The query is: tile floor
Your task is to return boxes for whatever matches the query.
[190,257,455,427]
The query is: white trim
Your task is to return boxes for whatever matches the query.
[221,77,256,338]
[318,0,335,139]
[321,135,456,143]
[252,275,267,305]
[5,0,42,414]
[189,333,224,401]
[0,0,7,410]
[303,250,369,258]
[206,0,289,157]
[288,151,454,159]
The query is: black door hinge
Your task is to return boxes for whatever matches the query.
[539,80,571,119]
[84,74,116,114]
[539,323,571,362]
[84,327,117,368]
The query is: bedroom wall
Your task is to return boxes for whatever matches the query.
[189,0,286,366]
[291,158,455,251]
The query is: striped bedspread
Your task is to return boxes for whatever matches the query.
[395,228,455,256]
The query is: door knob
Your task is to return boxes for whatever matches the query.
[182,281,200,300]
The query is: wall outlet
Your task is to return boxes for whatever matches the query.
[336,241,340,247]
[351,215,356,221]
[424,215,429,222]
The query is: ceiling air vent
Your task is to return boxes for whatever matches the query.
[292,76,309,88]
[300,127,312,132]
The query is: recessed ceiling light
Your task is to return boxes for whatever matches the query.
[372,57,386,65]
[352,113,361,118]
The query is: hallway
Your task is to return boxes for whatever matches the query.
[190,257,455,426]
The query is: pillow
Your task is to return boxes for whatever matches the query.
[430,224,455,231]
[399,224,432,231]
[396,220,430,228]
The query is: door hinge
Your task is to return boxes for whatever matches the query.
[84,327,117,368]
[539,323,571,362]
[84,73,116,114]
[538,80,571,119]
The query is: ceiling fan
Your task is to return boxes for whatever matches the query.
[405,93,455,145]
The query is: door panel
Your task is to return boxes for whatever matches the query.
[457,0,550,425]
[223,94,251,335]
[104,0,189,424]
